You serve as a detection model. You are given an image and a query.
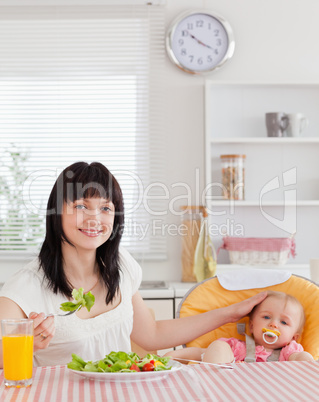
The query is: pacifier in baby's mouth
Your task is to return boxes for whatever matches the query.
[262,328,281,344]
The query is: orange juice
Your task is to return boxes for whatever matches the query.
[2,334,33,381]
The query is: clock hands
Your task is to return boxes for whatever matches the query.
[187,31,214,50]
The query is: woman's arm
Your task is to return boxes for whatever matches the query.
[130,291,267,351]
[0,297,27,321]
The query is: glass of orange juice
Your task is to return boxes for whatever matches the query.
[1,319,34,387]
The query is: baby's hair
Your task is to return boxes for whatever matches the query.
[250,291,306,333]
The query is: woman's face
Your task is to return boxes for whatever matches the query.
[249,296,301,350]
[62,197,115,252]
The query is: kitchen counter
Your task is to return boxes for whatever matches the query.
[169,281,198,298]
[139,281,195,299]
[138,286,175,299]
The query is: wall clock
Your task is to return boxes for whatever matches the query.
[166,10,235,75]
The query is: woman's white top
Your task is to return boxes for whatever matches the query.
[0,247,142,367]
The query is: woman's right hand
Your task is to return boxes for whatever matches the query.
[227,291,268,323]
[29,312,55,350]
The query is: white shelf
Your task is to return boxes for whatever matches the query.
[217,264,308,270]
[211,137,319,144]
[209,200,319,207]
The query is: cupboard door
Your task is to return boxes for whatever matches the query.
[143,299,174,320]
[143,299,174,355]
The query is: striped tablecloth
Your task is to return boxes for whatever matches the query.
[0,361,318,401]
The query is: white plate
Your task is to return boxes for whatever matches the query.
[68,360,183,382]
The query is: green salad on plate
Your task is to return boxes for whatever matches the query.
[67,351,172,373]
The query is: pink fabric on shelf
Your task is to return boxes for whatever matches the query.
[218,236,296,257]
[218,338,303,362]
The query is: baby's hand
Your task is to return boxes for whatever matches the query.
[29,312,55,350]
[289,351,315,362]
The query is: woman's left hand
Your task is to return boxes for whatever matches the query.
[29,312,55,350]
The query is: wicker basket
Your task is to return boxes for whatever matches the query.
[218,236,296,265]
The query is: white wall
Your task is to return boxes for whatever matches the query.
[141,0,319,281]
[2,0,319,282]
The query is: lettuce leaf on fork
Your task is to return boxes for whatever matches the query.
[60,288,95,312]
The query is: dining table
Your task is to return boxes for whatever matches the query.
[0,360,318,402]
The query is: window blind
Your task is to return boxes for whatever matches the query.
[0,5,167,260]
[0,1,166,5]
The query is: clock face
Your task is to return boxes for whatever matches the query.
[167,12,235,74]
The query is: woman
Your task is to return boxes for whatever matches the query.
[0,162,267,367]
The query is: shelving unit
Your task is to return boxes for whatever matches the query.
[211,138,319,144]
[217,263,308,269]
[204,81,319,268]
[209,200,319,207]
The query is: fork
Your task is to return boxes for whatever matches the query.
[45,305,81,319]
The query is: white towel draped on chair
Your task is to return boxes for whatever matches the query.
[217,268,291,290]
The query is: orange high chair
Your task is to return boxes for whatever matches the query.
[176,269,319,360]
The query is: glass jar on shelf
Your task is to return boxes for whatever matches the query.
[220,154,246,200]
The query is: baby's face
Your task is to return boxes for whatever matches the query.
[249,296,301,350]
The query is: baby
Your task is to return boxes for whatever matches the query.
[167,291,314,363]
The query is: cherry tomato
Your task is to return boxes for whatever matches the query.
[142,362,155,371]
[150,360,155,365]
[130,364,140,372]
